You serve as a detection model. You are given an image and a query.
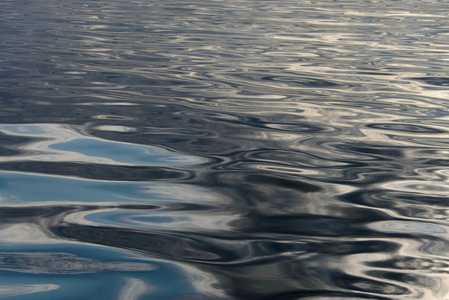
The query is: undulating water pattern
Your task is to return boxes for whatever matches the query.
[1,0,449,299]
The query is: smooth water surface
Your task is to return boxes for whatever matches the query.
[1,0,449,299]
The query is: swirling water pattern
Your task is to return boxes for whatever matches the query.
[1,0,449,299]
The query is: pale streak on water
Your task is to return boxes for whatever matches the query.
[1,0,449,299]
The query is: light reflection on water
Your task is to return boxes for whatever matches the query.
[1,0,449,299]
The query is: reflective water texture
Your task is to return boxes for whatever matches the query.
[1,0,449,299]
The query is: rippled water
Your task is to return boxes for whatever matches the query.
[1,0,449,299]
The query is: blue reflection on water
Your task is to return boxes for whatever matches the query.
[0,244,217,300]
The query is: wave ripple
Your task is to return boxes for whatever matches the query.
[1,0,449,299]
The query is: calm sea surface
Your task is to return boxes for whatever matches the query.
[1,1,449,299]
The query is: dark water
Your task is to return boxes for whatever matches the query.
[1,0,449,299]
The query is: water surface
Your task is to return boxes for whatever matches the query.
[1,0,449,299]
